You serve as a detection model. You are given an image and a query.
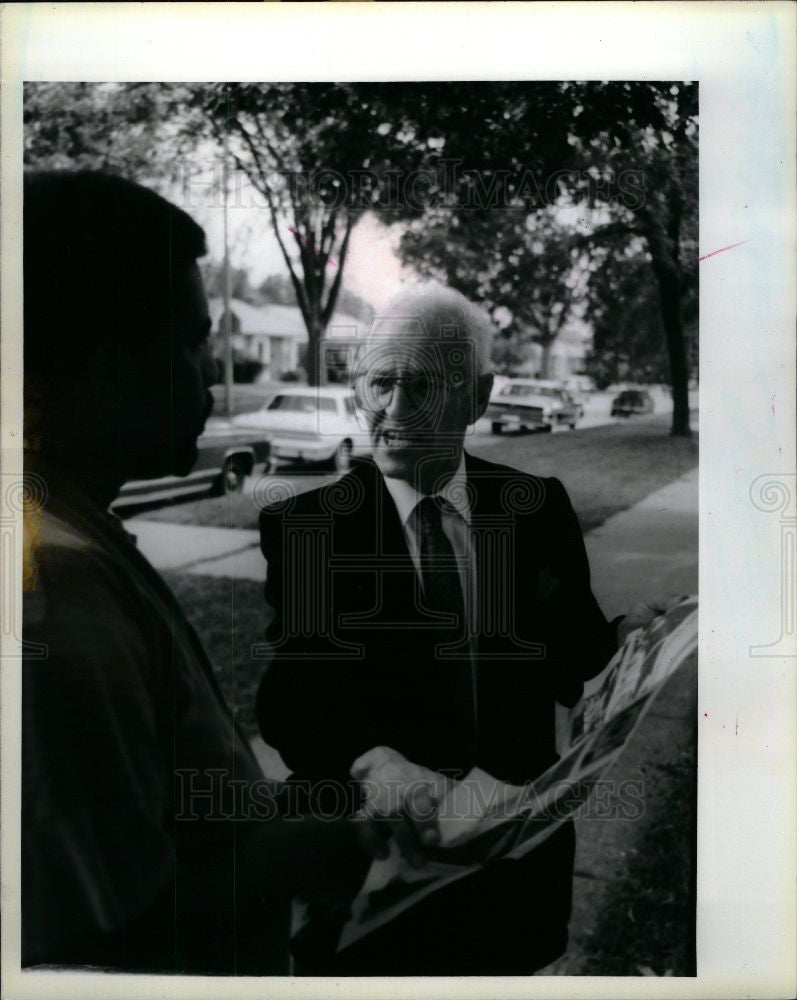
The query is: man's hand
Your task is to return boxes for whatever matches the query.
[617,593,690,645]
[350,746,452,868]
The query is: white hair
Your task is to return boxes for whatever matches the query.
[371,282,495,377]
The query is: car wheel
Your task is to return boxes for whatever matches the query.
[491,422,503,435]
[215,457,247,495]
[569,421,577,430]
[540,424,553,433]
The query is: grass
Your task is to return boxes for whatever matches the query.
[537,655,697,977]
[468,414,698,533]
[131,415,697,534]
[162,570,267,739]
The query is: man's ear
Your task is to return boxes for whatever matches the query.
[471,373,494,423]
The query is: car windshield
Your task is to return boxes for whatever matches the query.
[501,384,559,399]
[619,391,644,401]
[267,394,337,414]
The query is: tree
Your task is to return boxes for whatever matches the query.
[562,82,698,434]
[25,81,395,385]
[256,272,374,322]
[583,244,698,390]
[190,84,424,384]
[379,81,698,435]
[24,82,195,188]
[201,262,256,303]
[491,331,537,375]
[399,207,592,378]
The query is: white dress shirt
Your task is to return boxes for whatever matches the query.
[383,454,480,724]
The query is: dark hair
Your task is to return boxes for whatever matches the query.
[24,171,207,381]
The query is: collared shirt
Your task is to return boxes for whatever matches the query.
[383,453,472,594]
[383,454,479,726]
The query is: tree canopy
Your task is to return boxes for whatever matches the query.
[373,81,698,434]
[23,80,697,428]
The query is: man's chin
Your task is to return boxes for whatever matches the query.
[373,446,417,483]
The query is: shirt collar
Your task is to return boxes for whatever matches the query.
[383,453,471,528]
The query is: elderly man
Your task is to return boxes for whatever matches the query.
[257,283,665,975]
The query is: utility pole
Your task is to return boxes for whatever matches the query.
[222,95,233,417]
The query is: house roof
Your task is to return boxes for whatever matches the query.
[208,297,364,341]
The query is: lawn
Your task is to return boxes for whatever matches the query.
[131,415,698,535]
[163,570,267,739]
[468,414,698,533]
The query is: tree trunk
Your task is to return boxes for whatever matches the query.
[539,339,553,379]
[304,314,325,387]
[653,266,691,436]
[645,187,692,438]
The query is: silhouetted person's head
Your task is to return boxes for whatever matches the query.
[24,171,216,504]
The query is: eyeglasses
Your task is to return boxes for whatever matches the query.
[353,372,467,412]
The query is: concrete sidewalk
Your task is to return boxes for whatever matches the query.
[586,467,698,620]
[545,467,698,975]
[128,521,264,580]
[130,467,698,607]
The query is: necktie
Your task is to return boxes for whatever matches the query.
[416,495,466,627]
[416,495,476,762]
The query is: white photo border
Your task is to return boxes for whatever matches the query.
[1,3,795,998]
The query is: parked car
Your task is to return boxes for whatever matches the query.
[611,389,655,417]
[231,385,369,472]
[112,418,272,510]
[562,374,595,404]
[487,379,584,434]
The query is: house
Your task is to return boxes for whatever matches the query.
[208,296,590,383]
[207,298,364,381]
[511,316,591,380]
[515,339,589,380]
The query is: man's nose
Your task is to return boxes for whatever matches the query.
[383,380,417,421]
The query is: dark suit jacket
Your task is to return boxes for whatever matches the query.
[255,453,619,973]
[257,453,617,790]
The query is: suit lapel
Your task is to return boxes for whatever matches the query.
[331,461,423,626]
[329,459,409,556]
[464,453,546,660]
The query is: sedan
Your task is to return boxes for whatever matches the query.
[231,386,370,472]
[112,418,272,510]
[611,389,655,417]
[487,379,584,434]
